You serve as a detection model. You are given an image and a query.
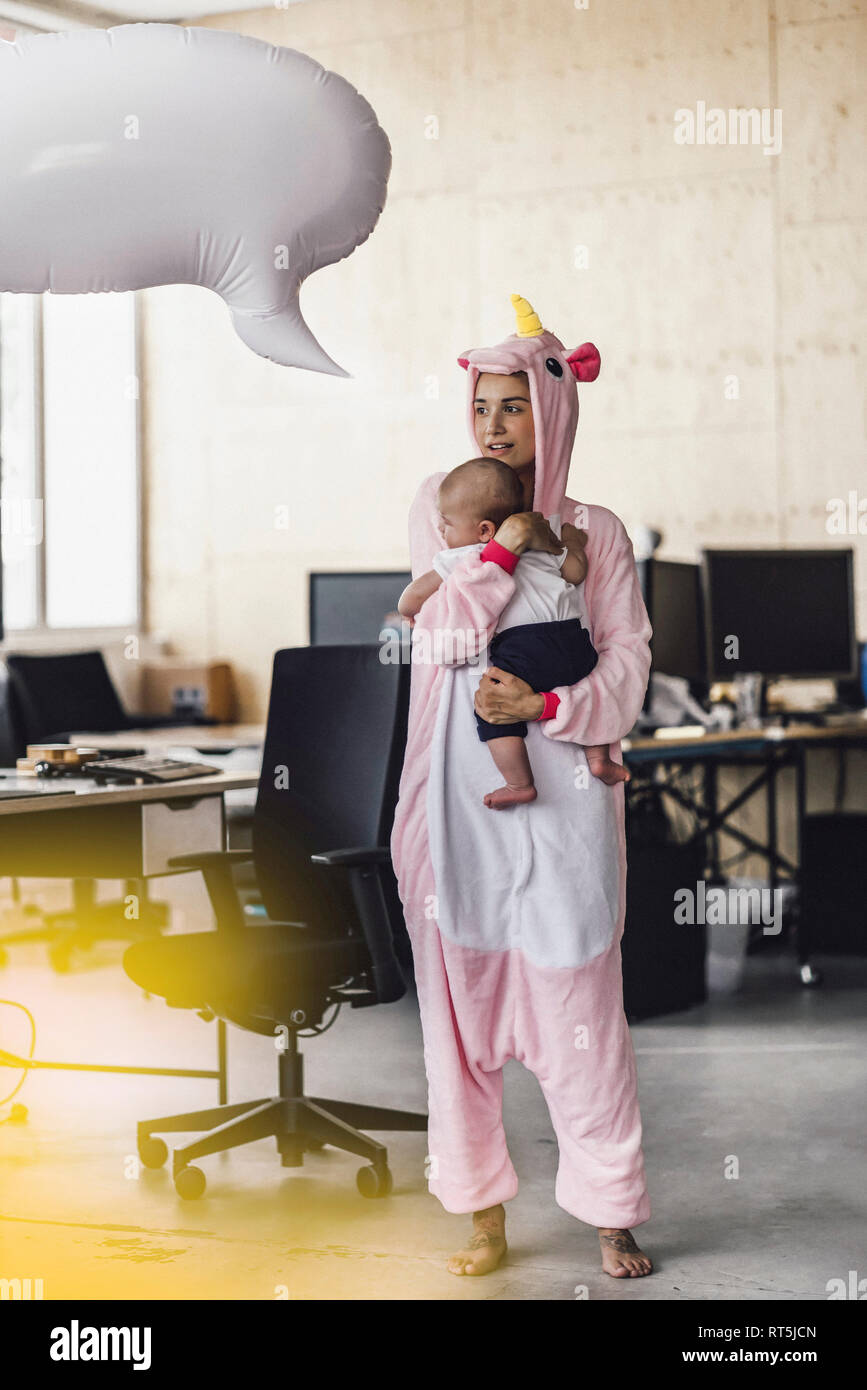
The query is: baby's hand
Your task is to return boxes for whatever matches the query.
[560,522,589,585]
[561,521,588,554]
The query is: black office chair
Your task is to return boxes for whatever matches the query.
[123,645,426,1199]
[3,649,208,744]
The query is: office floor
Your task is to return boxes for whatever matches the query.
[0,890,864,1301]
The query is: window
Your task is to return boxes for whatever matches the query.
[0,290,140,635]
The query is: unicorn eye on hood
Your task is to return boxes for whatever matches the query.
[457,294,600,519]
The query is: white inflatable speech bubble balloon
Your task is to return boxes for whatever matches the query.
[0,24,391,375]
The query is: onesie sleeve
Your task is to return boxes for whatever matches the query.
[431,551,451,580]
[431,543,482,581]
[407,474,517,667]
[540,508,652,746]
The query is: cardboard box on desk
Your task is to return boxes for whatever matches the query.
[140,662,236,722]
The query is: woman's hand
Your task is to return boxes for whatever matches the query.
[494,511,562,557]
[475,667,545,724]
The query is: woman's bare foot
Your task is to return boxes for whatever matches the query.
[598,1227,652,1278]
[585,752,631,787]
[447,1204,507,1276]
[483,783,537,809]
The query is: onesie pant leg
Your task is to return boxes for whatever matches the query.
[515,940,651,1229]
[408,918,650,1225]
[407,917,519,1214]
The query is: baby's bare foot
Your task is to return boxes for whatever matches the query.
[585,755,631,787]
[448,1205,507,1276]
[598,1227,653,1278]
[483,783,537,810]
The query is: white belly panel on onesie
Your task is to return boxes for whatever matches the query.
[425,515,621,970]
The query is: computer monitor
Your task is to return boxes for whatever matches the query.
[700,548,856,683]
[309,571,411,646]
[642,559,706,686]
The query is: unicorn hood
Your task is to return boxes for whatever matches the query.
[457,294,600,520]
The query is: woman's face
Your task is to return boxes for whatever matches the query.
[473,372,535,472]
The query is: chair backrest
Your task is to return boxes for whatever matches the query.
[4,650,129,745]
[0,662,23,764]
[253,645,409,935]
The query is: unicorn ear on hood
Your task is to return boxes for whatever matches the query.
[566,343,601,382]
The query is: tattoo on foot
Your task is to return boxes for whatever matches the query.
[466,1230,504,1251]
[599,1229,640,1254]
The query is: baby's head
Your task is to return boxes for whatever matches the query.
[437,457,524,549]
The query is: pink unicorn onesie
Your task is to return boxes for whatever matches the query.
[390,295,654,1261]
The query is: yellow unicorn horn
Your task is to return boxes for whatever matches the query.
[511,293,544,337]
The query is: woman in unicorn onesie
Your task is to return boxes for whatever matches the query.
[390,295,654,1279]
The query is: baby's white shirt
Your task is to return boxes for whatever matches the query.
[432,516,589,635]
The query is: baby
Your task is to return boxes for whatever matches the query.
[399,458,629,809]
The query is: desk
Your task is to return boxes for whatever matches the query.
[0,769,258,1098]
[624,718,867,756]
[0,770,258,878]
[623,719,867,980]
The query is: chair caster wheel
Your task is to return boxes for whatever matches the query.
[799,963,823,987]
[138,1136,168,1169]
[174,1165,206,1199]
[3,1103,27,1124]
[356,1164,392,1198]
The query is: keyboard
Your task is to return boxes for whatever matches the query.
[89,756,222,784]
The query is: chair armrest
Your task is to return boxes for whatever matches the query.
[310,847,391,868]
[167,849,248,930]
[311,847,404,1003]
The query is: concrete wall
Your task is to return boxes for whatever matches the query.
[142,0,866,744]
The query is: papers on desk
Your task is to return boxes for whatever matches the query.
[0,786,69,799]
[653,725,707,740]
